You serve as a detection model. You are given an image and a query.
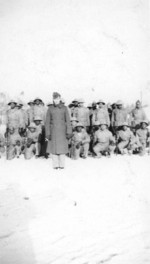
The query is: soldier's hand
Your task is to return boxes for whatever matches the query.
[46,135,51,141]
[76,142,82,149]
[66,134,72,140]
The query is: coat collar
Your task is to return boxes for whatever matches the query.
[54,103,63,109]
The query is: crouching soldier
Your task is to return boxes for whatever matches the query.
[70,123,90,159]
[93,123,115,158]
[136,120,150,155]
[116,122,137,155]
[0,133,6,158]
[24,122,39,159]
[6,127,22,160]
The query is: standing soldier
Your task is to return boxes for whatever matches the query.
[27,100,34,125]
[6,100,20,132]
[33,97,46,125]
[0,93,7,136]
[130,100,147,132]
[16,100,28,137]
[74,98,90,132]
[70,99,79,118]
[111,100,128,136]
[0,133,6,158]
[92,99,110,127]
[45,92,72,169]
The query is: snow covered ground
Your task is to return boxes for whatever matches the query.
[0,154,150,264]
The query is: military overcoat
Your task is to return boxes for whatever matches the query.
[45,103,72,154]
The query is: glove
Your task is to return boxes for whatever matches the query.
[66,134,72,140]
[16,140,21,146]
[26,138,33,147]
[76,142,82,149]
[46,135,51,141]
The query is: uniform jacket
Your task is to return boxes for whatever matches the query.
[136,128,149,143]
[27,107,34,125]
[130,108,147,126]
[17,109,28,128]
[73,107,90,127]
[111,108,128,127]
[33,105,46,123]
[71,130,90,146]
[27,130,39,143]
[92,108,110,126]
[94,129,114,144]
[117,129,134,143]
[6,109,20,129]
[45,104,72,154]
[7,133,22,146]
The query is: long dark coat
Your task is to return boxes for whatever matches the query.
[45,104,72,154]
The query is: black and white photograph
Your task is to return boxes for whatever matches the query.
[0,0,150,263]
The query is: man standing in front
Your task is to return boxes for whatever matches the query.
[45,92,72,169]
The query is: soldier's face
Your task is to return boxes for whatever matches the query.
[53,97,61,105]
[118,104,122,109]
[35,100,40,105]
[98,103,103,108]
[9,129,14,134]
[123,125,128,131]
[141,123,146,129]
[71,121,77,127]
[10,103,16,109]
[101,125,107,130]
[76,126,82,132]
[136,102,141,108]
[34,120,41,126]
[29,128,36,133]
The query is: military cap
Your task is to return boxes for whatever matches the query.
[28,100,34,105]
[75,122,84,128]
[72,99,78,103]
[78,98,85,103]
[116,100,123,105]
[8,99,17,105]
[28,122,36,128]
[140,119,149,126]
[17,100,23,106]
[47,102,52,106]
[92,101,97,106]
[136,100,141,104]
[34,116,42,121]
[61,98,65,104]
[8,126,15,131]
[120,122,130,127]
[97,99,105,104]
[53,92,61,99]
[71,117,78,122]
[93,121,100,126]
[87,103,92,108]
[100,122,108,126]
[34,97,43,102]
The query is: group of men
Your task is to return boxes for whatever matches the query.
[0,94,150,166]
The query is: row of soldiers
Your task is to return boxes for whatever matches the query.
[0,97,150,159]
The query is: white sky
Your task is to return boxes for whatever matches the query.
[0,0,149,105]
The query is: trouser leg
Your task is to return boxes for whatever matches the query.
[117,141,128,154]
[52,154,59,168]
[59,154,65,168]
[83,143,89,157]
